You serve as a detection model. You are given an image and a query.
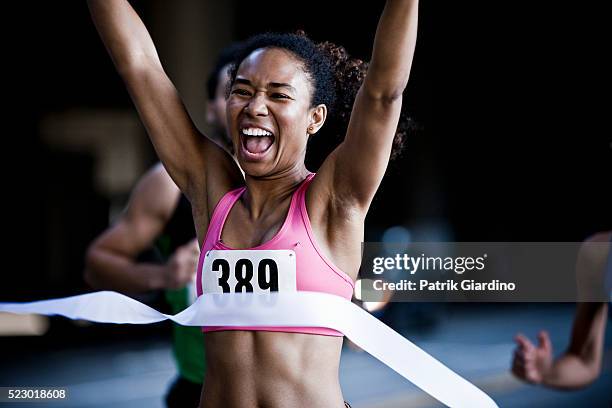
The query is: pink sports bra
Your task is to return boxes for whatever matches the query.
[196,173,354,336]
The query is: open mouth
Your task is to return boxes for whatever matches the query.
[240,127,275,157]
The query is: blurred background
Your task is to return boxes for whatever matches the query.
[0,0,610,407]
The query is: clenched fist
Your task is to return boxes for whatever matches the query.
[164,238,200,289]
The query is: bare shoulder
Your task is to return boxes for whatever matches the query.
[127,163,182,223]
[90,163,182,255]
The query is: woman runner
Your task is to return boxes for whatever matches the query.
[88,0,418,406]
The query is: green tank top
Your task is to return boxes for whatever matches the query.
[165,287,205,383]
[157,194,205,384]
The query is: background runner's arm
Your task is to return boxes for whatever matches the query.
[85,164,199,292]
[542,233,610,389]
[87,0,240,201]
[542,233,609,388]
[318,0,418,212]
[512,302,607,389]
[512,233,609,389]
[544,302,608,389]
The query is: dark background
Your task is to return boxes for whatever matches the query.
[0,2,610,406]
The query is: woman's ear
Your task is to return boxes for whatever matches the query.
[307,104,327,135]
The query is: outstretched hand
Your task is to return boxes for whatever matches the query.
[511,331,553,384]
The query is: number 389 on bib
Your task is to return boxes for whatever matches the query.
[201,250,297,294]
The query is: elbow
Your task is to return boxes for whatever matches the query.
[376,89,405,105]
[363,61,411,103]
[578,347,604,386]
[585,362,603,385]
[570,366,602,389]
[567,354,603,389]
[362,79,408,105]
[115,53,162,80]
[567,362,602,389]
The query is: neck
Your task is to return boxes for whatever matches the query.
[242,165,311,219]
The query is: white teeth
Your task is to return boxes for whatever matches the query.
[241,127,272,137]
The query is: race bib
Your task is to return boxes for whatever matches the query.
[201,250,297,294]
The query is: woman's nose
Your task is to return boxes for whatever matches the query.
[245,93,268,116]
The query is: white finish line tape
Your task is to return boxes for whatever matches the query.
[0,291,498,408]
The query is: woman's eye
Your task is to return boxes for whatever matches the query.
[272,93,290,99]
[232,89,251,96]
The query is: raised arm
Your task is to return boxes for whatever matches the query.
[319,0,419,211]
[84,164,198,292]
[87,0,240,202]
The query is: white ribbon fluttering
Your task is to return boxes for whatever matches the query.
[0,291,498,408]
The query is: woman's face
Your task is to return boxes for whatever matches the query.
[227,47,325,177]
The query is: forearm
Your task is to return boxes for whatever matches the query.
[366,0,419,100]
[543,303,607,389]
[85,248,167,293]
[88,0,209,196]
[542,352,601,389]
[87,0,161,73]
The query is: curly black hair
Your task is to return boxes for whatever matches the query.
[228,32,412,165]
